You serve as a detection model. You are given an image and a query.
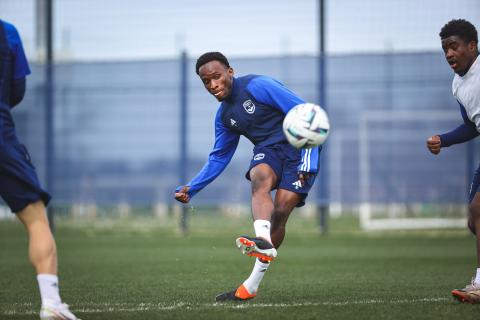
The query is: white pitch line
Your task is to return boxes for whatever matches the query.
[218,297,450,309]
[1,297,451,316]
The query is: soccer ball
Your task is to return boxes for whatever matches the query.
[282,103,330,149]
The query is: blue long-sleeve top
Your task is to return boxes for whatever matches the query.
[0,20,30,144]
[439,102,479,147]
[179,75,321,198]
[0,20,30,107]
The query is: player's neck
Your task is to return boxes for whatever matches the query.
[459,53,479,77]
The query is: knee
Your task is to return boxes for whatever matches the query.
[251,173,275,196]
[469,202,480,220]
[468,202,480,234]
[468,221,476,235]
[275,202,290,216]
[272,203,291,224]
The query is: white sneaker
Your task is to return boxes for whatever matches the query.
[40,303,80,320]
[451,279,480,304]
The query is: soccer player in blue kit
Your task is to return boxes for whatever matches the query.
[0,20,79,319]
[426,19,480,304]
[175,52,321,301]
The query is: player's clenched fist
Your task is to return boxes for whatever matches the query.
[175,186,191,203]
[426,135,442,155]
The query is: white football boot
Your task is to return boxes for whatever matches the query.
[451,279,480,304]
[40,303,80,320]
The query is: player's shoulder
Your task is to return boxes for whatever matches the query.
[245,75,283,91]
[1,20,22,45]
[1,20,19,36]
[452,60,480,95]
[248,74,282,85]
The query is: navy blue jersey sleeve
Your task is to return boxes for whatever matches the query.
[178,107,240,198]
[247,76,320,173]
[4,21,31,79]
[439,102,479,147]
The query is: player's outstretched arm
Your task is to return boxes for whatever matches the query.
[173,108,240,202]
[426,135,442,155]
[175,186,191,203]
[436,104,480,148]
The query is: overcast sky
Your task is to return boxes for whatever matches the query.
[2,0,480,61]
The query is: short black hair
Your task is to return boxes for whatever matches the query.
[439,19,478,44]
[195,52,230,75]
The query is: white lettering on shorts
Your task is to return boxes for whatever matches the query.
[253,153,265,161]
[292,180,303,190]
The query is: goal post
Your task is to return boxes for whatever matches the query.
[359,110,469,231]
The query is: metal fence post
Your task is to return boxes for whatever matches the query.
[37,0,55,232]
[318,0,329,234]
[179,50,188,234]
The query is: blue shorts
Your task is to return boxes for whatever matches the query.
[0,143,51,213]
[469,163,480,203]
[245,142,317,207]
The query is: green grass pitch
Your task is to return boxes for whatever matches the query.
[1,211,480,319]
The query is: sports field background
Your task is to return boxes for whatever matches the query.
[2,1,480,319]
[2,0,480,209]
[1,212,479,319]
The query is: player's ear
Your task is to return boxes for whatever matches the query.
[468,40,478,53]
[227,67,234,77]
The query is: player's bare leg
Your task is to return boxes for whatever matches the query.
[16,201,80,319]
[452,192,480,304]
[470,193,480,273]
[16,201,57,275]
[270,189,302,249]
[216,164,277,302]
[250,163,277,222]
[235,163,278,261]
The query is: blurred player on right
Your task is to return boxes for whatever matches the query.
[426,19,480,304]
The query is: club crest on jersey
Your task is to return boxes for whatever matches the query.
[253,153,265,161]
[243,100,256,114]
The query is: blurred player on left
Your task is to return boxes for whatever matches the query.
[0,20,80,319]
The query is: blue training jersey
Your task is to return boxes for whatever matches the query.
[1,20,30,80]
[183,75,321,198]
[0,20,30,143]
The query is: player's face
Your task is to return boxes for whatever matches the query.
[441,35,478,76]
[198,61,234,101]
